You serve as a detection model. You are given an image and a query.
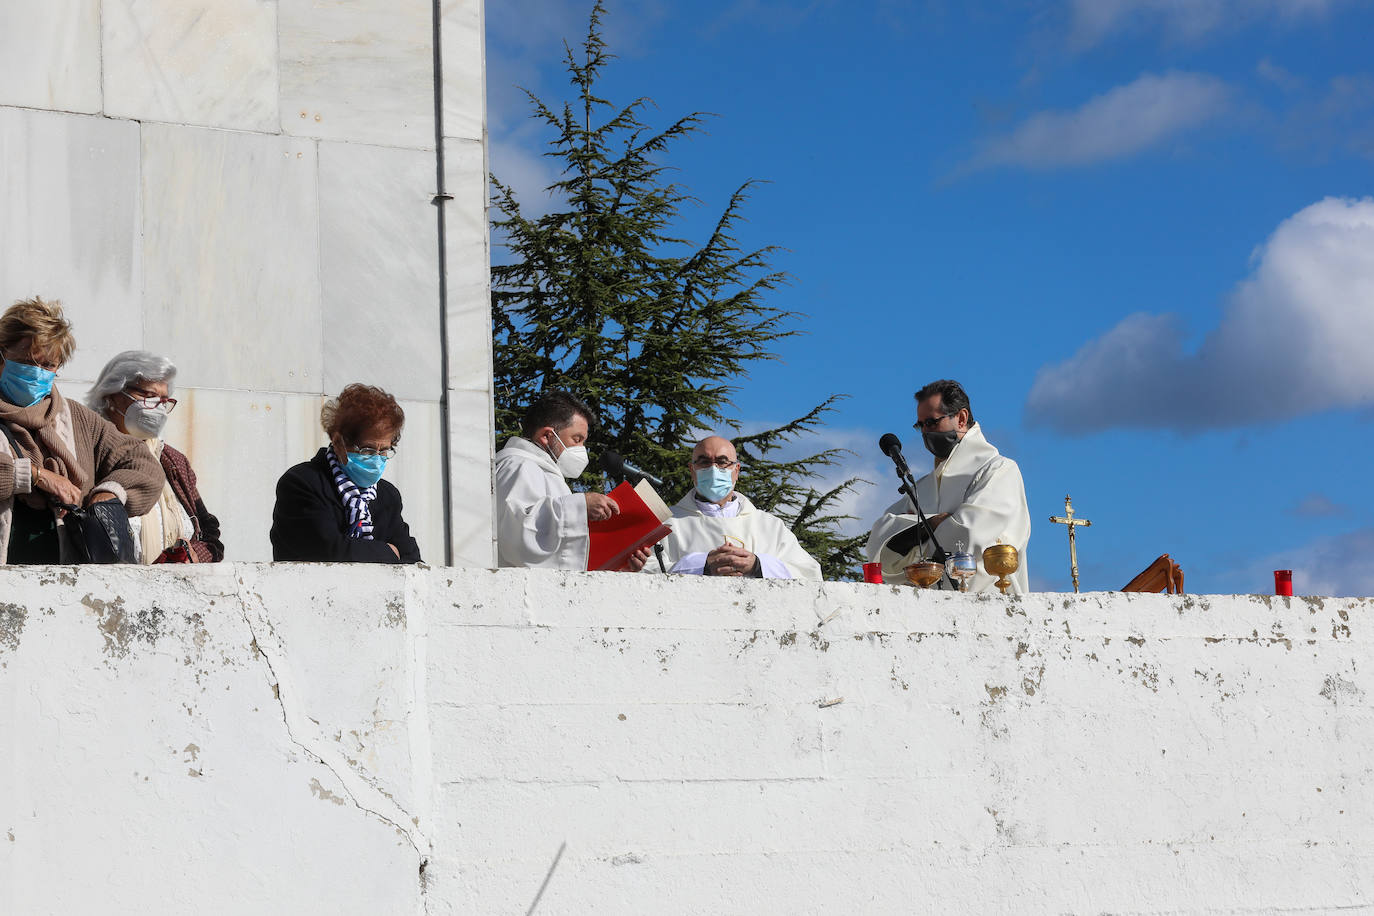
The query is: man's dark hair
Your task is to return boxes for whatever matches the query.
[521,389,597,438]
[915,379,975,426]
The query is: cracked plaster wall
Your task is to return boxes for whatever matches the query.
[1,563,427,915]
[3,565,1372,914]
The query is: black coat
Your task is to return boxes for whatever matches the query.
[270,448,421,563]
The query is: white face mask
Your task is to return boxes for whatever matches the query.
[551,430,589,479]
[122,401,168,440]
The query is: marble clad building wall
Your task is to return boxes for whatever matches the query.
[0,0,495,566]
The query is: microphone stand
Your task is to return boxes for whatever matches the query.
[890,462,957,591]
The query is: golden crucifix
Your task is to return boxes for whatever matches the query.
[1049,495,1092,593]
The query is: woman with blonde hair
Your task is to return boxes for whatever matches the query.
[0,296,164,563]
[87,350,224,563]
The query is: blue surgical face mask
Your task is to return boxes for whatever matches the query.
[0,359,56,407]
[695,466,735,502]
[344,452,388,488]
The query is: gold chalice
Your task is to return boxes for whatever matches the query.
[905,560,944,588]
[982,544,1019,595]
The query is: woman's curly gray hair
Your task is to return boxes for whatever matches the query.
[86,350,177,420]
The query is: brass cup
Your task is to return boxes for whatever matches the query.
[905,561,944,588]
[982,544,1019,595]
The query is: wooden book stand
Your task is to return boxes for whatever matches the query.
[1122,554,1185,594]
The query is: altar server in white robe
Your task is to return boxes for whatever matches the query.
[867,379,1030,593]
[495,390,650,571]
[652,435,822,580]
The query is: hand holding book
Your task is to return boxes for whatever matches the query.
[587,480,673,572]
[584,491,621,521]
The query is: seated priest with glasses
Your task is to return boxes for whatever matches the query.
[866,379,1029,593]
[270,383,420,563]
[649,435,822,580]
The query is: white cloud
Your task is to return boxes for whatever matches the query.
[483,3,586,135]
[484,0,670,132]
[1275,74,1374,160]
[1067,0,1349,47]
[1289,493,1350,518]
[1026,197,1374,432]
[1256,58,1305,93]
[724,420,900,538]
[485,2,675,226]
[1244,527,1374,597]
[489,126,565,223]
[482,4,583,236]
[960,72,1230,173]
[788,426,912,537]
[1069,0,1225,45]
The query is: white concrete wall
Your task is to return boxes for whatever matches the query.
[0,0,494,566]
[0,562,430,914]
[3,565,1371,914]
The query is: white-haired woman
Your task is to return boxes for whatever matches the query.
[87,350,224,563]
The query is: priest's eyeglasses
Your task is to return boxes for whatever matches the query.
[691,456,739,470]
[913,413,954,431]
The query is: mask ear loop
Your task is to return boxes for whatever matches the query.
[546,428,566,461]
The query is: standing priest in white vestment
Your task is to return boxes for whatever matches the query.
[650,435,822,580]
[495,390,650,571]
[866,379,1030,593]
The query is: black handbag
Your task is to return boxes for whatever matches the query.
[2,417,137,564]
[57,500,139,564]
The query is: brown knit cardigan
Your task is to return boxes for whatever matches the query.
[0,386,165,563]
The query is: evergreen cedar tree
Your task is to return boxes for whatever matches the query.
[489,1,867,579]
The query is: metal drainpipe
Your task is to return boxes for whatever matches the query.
[431,0,455,566]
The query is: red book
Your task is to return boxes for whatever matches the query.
[587,479,673,571]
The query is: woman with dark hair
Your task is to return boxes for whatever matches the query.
[269,383,420,563]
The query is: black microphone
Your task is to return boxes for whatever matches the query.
[878,433,909,473]
[598,450,664,487]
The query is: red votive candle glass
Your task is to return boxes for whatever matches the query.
[1274,569,1293,596]
[862,562,884,584]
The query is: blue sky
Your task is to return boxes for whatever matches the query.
[485,0,1374,595]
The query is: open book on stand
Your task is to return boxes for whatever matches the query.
[587,479,673,571]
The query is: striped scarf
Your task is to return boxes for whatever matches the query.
[326,448,376,540]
